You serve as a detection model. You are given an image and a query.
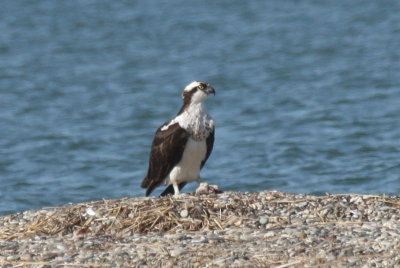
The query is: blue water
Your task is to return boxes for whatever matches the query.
[1,0,400,215]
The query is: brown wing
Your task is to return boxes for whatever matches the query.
[141,122,189,196]
[201,127,214,169]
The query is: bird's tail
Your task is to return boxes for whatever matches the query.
[141,176,149,188]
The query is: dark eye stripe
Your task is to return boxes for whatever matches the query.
[198,83,207,89]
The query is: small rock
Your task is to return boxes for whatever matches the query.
[264,231,275,238]
[85,207,96,216]
[180,209,189,218]
[43,252,58,260]
[6,255,19,261]
[348,257,360,265]
[20,254,32,261]
[170,248,184,257]
[259,217,268,225]
[295,231,306,239]
[296,202,308,208]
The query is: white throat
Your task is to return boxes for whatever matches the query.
[186,102,206,118]
[189,88,208,104]
[180,102,211,139]
[162,101,214,141]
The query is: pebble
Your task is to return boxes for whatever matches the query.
[180,209,189,218]
[259,217,268,225]
[20,254,32,261]
[170,248,184,257]
[6,255,19,261]
[264,231,275,238]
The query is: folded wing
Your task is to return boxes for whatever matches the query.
[141,122,190,196]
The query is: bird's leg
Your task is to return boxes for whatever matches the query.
[173,183,180,196]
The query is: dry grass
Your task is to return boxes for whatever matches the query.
[0,192,262,240]
[0,191,399,241]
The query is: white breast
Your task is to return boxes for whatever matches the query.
[161,102,214,140]
[165,138,207,185]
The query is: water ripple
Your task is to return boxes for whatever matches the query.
[1,0,400,215]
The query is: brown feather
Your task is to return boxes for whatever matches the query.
[141,122,190,196]
[201,128,214,169]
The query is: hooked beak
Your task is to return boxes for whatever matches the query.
[207,87,216,96]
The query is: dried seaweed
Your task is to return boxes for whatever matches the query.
[1,191,399,241]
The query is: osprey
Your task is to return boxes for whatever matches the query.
[141,81,216,196]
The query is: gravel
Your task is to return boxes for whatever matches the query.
[1,190,400,267]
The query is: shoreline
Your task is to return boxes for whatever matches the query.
[1,191,399,267]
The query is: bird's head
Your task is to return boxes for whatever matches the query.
[182,81,216,104]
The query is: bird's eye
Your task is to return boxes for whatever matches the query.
[198,85,205,90]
